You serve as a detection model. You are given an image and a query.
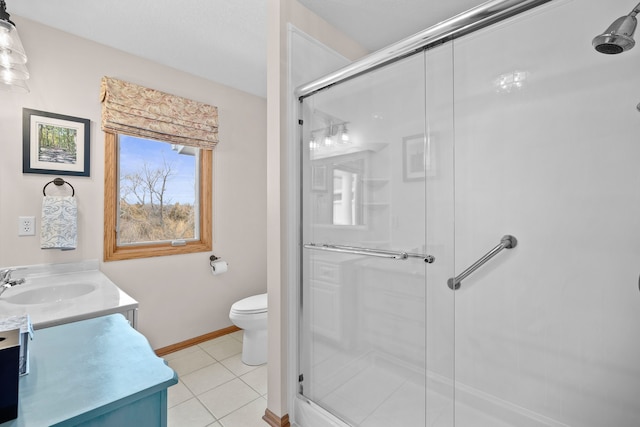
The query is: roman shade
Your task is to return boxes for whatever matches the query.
[100,76,218,149]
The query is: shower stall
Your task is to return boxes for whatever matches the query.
[291,0,640,426]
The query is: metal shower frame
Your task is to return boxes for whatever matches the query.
[296,0,553,100]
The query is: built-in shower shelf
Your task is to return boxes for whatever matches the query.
[311,143,388,160]
[360,240,390,246]
[363,178,390,187]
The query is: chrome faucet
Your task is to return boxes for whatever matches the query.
[0,268,25,297]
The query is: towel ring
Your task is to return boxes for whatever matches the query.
[43,178,75,197]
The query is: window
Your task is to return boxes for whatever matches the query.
[100,77,217,261]
[104,132,212,260]
[118,136,198,245]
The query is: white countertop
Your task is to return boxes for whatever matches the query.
[0,260,138,330]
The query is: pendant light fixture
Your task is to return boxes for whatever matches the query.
[0,0,29,93]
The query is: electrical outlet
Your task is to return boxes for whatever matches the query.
[18,216,36,236]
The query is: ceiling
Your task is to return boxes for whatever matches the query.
[9,0,487,98]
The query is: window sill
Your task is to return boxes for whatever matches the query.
[104,240,212,262]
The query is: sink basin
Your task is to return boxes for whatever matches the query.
[4,283,96,305]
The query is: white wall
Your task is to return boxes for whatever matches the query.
[0,17,267,350]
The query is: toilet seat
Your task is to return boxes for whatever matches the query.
[230,293,267,315]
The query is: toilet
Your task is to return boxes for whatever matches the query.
[229,293,268,365]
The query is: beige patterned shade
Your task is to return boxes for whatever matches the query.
[100,76,218,149]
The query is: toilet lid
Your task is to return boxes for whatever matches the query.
[231,293,267,314]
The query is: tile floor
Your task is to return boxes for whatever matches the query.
[164,330,268,427]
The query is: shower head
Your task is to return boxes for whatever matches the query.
[593,15,637,54]
[593,3,640,54]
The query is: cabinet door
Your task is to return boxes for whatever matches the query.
[68,392,168,427]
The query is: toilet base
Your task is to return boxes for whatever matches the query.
[242,328,267,366]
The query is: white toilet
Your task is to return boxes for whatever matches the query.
[229,293,268,366]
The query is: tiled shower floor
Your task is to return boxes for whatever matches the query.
[164,331,268,427]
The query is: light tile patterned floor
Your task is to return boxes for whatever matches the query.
[164,330,268,427]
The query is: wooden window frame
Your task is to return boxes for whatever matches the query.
[104,132,212,261]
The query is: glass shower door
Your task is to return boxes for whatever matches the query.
[299,44,455,427]
[451,1,640,426]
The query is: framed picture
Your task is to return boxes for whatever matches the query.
[403,134,426,182]
[403,133,435,181]
[312,165,327,191]
[23,108,91,177]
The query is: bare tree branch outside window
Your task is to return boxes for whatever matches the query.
[118,137,197,244]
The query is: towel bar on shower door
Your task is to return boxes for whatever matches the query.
[304,243,435,263]
[447,235,517,290]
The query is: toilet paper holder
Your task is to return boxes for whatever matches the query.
[209,255,229,275]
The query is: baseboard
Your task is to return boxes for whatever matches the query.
[263,409,290,427]
[154,325,241,356]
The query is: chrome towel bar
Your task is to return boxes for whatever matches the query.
[448,235,517,290]
[304,243,435,263]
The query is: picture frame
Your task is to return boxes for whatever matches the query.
[23,108,91,177]
[312,165,327,191]
[402,134,426,182]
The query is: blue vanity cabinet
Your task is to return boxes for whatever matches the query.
[0,314,177,427]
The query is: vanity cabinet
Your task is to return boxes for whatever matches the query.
[358,259,427,367]
[308,255,360,348]
[0,314,177,427]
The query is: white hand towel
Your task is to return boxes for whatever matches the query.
[40,196,77,250]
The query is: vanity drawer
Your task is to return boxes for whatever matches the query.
[362,289,425,323]
[312,261,341,283]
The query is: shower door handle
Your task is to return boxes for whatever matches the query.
[304,243,435,263]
